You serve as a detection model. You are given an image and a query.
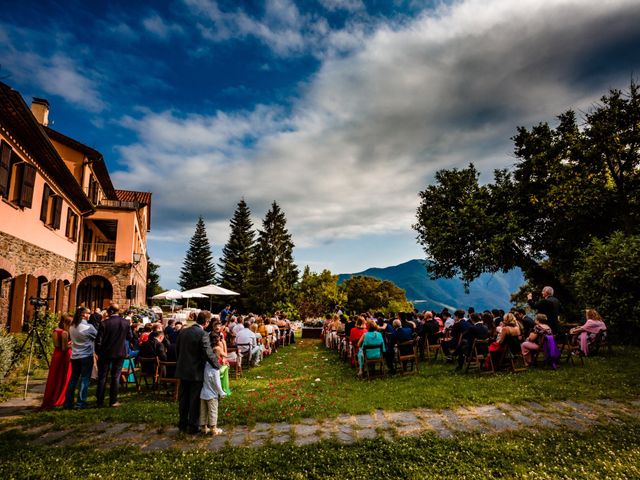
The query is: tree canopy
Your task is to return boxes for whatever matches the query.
[295,266,346,319]
[341,275,412,314]
[414,82,640,320]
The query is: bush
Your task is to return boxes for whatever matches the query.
[572,232,640,342]
[0,329,15,382]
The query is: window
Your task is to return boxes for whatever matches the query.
[87,175,98,204]
[0,140,36,208]
[65,208,78,241]
[39,183,63,229]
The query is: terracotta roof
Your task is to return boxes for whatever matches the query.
[115,189,152,230]
[0,81,94,214]
[43,126,117,200]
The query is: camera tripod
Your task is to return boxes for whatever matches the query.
[6,300,51,399]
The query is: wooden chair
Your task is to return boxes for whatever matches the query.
[499,337,528,373]
[362,344,385,379]
[235,343,253,368]
[137,356,159,391]
[464,338,493,374]
[560,333,585,366]
[424,335,442,362]
[589,330,612,357]
[158,361,179,401]
[120,356,139,391]
[395,338,419,374]
[226,346,242,379]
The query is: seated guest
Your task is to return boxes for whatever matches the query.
[521,313,553,366]
[357,321,386,377]
[235,321,262,366]
[456,313,489,370]
[164,319,176,339]
[515,308,535,339]
[169,321,183,344]
[442,311,454,331]
[344,315,356,339]
[482,311,497,340]
[570,308,607,356]
[441,310,470,362]
[348,316,367,366]
[139,323,153,345]
[486,313,521,369]
[392,319,414,354]
[139,331,168,373]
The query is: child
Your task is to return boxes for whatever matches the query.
[200,333,227,435]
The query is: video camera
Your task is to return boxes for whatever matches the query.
[29,296,52,308]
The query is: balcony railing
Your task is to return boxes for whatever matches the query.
[99,199,140,209]
[81,242,116,263]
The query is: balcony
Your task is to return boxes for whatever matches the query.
[81,242,115,263]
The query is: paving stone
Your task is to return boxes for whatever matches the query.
[335,430,355,443]
[294,424,318,437]
[353,414,377,427]
[249,438,266,448]
[85,421,109,432]
[142,438,175,451]
[454,409,485,431]
[503,409,535,427]
[208,435,229,450]
[294,435,318,446]
[523,401,547,412]
[335,414,355,425]
[253,422,272,432]
[422,415,453,439]
[357,428,377,440]
[273,423,291,434]
[32,429,70,445]
[440,409,469,431]
[104,423,130,435]
[300,418,316,425]
[483,413,520,432]
[229,433,247,447]
[271,434,290,444]
[386,411,419,425]
[396,424,424,437]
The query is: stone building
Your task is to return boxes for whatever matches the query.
[0,81,151,332]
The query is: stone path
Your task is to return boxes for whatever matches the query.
[1,397,639,450]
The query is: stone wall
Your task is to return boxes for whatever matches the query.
[0,231,76,330]
[77,263,145,308]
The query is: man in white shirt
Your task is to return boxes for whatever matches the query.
[235,321,262,366]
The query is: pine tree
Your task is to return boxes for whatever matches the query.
[178,216,216,291]
[218,199,256,312]
[146,256,163,300]
[252,201,299,312]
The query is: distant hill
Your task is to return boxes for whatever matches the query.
[338,259,525,312]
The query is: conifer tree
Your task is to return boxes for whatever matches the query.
[178,216,216,291]
[218,199,255,311]
[252,201,299,312]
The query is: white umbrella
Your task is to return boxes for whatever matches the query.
[151,289,184,300]
[182,284,239,310]
[180,291,207,308]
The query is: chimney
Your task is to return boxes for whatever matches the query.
[31,97,50,126]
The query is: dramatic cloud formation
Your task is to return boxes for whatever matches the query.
[112,0,640,252]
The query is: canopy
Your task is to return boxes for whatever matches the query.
[181,284,239,310]
[151,289,184,300]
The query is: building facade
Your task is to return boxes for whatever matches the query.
[0,82,151,332]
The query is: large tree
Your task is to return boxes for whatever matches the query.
[252,202,299,313]
[218,199,255,312]
[341,275,412,314]
[295,266,346,320]
[146,256,163,302]
[413,82,640,318]
[178,216,216,291]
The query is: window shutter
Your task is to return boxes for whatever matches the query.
[65,207,71,237]
[52,196,63,229]
[71,213,78,241]
[0,141,11,197]
[40,184,51,222]
[20,164,36,208]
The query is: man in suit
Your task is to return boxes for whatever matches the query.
[527,286,562,334]
[175,310,220,434]
[456,313,489,370]
[95,303,131,407]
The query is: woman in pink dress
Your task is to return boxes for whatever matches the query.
[40,315,73,409]
[570,308,607,356]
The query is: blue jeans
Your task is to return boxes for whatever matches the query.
[64,355,94,408]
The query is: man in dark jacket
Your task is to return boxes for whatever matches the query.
[527,286,562,334]
[95,303,131,408]
[456,313,489,370]
[175,310,220,434]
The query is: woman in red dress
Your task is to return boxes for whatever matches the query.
[40,315,73,409]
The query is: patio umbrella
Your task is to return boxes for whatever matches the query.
[180,291,207,308]
[181,284,239,310]
[151,289,184,300]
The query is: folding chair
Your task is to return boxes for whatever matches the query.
[362,344,385,379]
[227,346,242,379]
[464,338,493,374]
[137,356,159,391]
[395,338,419,374]
[158,360,179,401]
[120,356,139,391]
[424,334,442,362]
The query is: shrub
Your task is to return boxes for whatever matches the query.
[572,232,640,342]
[0,329,15,382]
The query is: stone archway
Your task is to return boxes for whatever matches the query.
[77,275,113,310]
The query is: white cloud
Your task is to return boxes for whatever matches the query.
[142,12,184,40]
[319,0,365,13]
[114,0,640,269]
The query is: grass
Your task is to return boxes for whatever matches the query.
[1,417,639,479]
[8,338,640,430]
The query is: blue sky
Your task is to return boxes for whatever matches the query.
[2,0,640,289]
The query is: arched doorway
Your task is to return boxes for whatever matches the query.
[77,275,113,310]
[0,269,11,297]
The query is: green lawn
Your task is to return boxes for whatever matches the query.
[8,338,640,430]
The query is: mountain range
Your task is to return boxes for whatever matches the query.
[338,259,525,312]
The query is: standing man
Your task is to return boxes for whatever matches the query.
[219,304,232,324]
[527,286,562,334]
[95,303,131,408]
[175,310,220,434]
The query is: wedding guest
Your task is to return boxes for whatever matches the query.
[41,315,73,409]
[528,286,562,334]
[200,332,227,435]
[357,321,386,377]
[64,307,97,410]
[570,308,607,356]
[521,314,553,366]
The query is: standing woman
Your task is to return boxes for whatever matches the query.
[40,315,73,409]
[64,307,97,410]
